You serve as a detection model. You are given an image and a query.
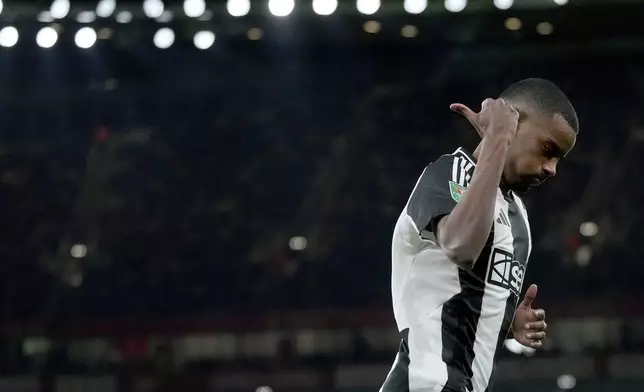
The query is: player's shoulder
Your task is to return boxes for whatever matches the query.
[425,147,476,187]
[428,147,475,167]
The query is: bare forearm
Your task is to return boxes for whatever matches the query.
[438,135,510,267]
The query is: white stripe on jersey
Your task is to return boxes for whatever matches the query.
[471,191,514,392]
[513,193,532,260]
[451,156,474,186]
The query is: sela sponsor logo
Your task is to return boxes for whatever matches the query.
[487,248,524,296]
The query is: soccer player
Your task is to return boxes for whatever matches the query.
[380,79,578,392]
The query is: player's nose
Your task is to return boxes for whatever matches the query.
[543,160,557,177]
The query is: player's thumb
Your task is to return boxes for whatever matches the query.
[521,284,538,307]
[450,103,480,131]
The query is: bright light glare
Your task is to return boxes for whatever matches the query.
[268,0,295,16]
[289,236,307,251]
[444,0,467,12]
[313,0,338,15]
[553,0,568,4]
[75,27,97,49]
[96,0,117,17]
[493,0,513,9]
[116,11,133,23]
[184,0,206,17]
[193,31,215,49]
[153,28,175,48]
[227,0,250,16]
[36,27,58,48]
[557,374,576,390]
[143,0,165,18]
[77,11,97,23]
[37,11,55,23]
[580,221,598,237]
[0,1,4,16]
[50,0,70,19]
[70,244,87,258]
[0,26,18,48]
[404,0,427,14]
[357,0,380,15]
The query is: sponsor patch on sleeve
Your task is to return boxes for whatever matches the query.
[449,180,466,203]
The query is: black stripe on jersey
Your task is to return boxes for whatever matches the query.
[441,239,493,392]
[485,194,531,392]
[380,329,411,392]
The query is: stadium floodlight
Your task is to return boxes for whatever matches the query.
[357,0,380,15]
[444,0,467,12]
[493,0,513,9]
[37,11,55,23]
[50,0,70,19]
[153,28,175,48]
[194,31,215,49]
[557,375,576,390]
[0,26,18,48]
[312,0,338,15]
[227,0,250,16]
[143,0,164,18]
[184,0,206,17]
[404,0,427,14]
[96,0,117,18]
[268,0,295,16]
[36,27,58,48]
[75,27,97,49]
[77,11,97,23]
[116,11,133,23]
[70,244,87,258]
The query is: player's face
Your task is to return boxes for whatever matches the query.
[503,111,577,192]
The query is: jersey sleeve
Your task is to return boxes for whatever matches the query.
[406,154,470,235]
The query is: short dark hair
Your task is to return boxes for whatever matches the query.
[500,78,579,133]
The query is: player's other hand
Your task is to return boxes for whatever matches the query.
[512,284,547,349]
[449,98,519,142]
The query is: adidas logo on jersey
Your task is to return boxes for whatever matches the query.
[487,248,524,296]
[496,210,510,227]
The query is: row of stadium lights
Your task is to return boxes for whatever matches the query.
[0,25,218,49]
[0,0,565,49]
[0,17,556,49]
[0,0,571,20]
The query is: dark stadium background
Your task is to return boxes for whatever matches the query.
[0,0,642,391]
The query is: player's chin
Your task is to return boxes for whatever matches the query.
[517,178,544,192]
[513,181,533,192]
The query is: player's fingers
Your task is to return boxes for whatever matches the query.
[525,321,547,331]
[520,284,538,307]
[528,340,543,349]
[533,309,546,320]
[526,332,546,341]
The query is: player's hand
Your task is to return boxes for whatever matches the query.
[512,284,547,349]
[449,98,519,141]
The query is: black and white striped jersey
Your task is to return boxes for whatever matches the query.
[381,147,532,392]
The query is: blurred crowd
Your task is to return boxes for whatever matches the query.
[0,40,644,323]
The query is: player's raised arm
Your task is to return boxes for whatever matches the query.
[436,99,518,268]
